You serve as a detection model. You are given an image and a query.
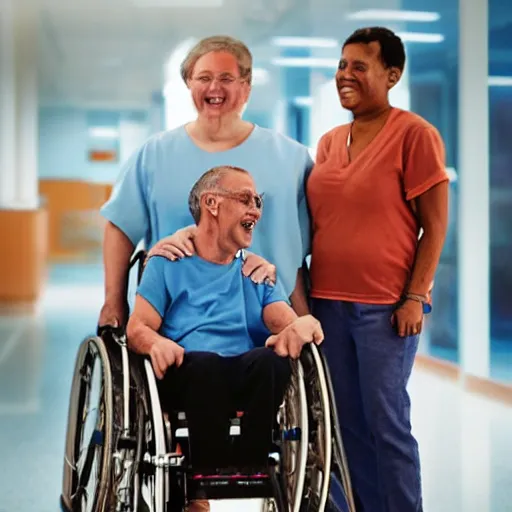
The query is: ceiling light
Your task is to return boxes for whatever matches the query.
[129,0,223,6]
[397,32,444,43]
[271,57,339,68]
[488,76,512,86]
[347,9,440,22]
[271,37,339,48]
[88,127,119,139]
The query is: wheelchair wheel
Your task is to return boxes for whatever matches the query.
[299,344,332,512]
[61,335,144,512]
[278,358,309,512]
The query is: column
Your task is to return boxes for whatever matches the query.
[458,0,490,378]
[14,0,39,209]
[163,38,198,130]
[0,0,16,207]
[0,0,39,209]
[149,91,165,135]
[279,47,311,145]
[0,0,47,305]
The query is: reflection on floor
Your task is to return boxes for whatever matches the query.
[0,262,511,512]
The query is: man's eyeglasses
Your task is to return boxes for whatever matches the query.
[209,188,264,210]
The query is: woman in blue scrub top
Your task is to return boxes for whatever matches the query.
[99,35,313,329]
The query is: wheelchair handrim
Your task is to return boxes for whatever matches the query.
[62,336,114,512]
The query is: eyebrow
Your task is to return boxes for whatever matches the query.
[195,71,236,77]
[340,58,368,66]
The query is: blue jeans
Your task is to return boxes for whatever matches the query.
[312,299,422,512]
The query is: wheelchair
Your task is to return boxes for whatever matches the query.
[60,252,355,512]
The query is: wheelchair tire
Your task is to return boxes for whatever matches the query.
[61,336,115,511]
[61,335,145,512]
[299,344,333,512]
[279,359,309,512]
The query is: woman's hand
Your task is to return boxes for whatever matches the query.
[391,299,423,337]
[242,253,277,285]
[147,225,197,262]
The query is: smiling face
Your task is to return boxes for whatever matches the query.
[202,170,262,252]
[187,51,251,119]
[336,41,400,116]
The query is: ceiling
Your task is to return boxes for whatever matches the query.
[34,0,512,112]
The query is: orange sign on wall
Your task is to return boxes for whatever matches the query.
[88,149,118,162]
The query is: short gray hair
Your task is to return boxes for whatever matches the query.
[188,165,249,224]
[180,35,253,85]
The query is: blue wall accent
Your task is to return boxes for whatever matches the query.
[38,106,149,183]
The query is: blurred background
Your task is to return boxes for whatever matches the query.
[0,0,511,510]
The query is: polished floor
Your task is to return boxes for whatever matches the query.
[0,261,511,512]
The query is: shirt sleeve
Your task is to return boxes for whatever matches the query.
[315,131,331,165]
[100,143,151,245]
[136,256,171,318]
[298,147,314,260]
[403,124,449,201]
[262,278,290,307]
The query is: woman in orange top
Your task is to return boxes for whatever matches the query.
[307,28,449,512]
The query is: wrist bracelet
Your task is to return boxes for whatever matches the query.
[405,292,428,303]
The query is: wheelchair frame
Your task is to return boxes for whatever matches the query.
[60,251,355,512]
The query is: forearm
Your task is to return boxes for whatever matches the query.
[290,267,310,316]
[126,317,167,355]
[407,230,446,296]
[266,307,297,334]
[103,221,135,302]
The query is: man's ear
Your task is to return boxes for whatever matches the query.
[202,193,219,216]
[387,67,402,89]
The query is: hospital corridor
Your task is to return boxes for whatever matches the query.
[1,0,511,511]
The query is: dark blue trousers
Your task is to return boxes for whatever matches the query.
[312,299,422,512]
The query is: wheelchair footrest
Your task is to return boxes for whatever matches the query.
[187,471,273,501]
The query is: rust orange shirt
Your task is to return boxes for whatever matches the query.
[307,108,449,304]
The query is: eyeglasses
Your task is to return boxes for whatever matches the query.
[209,187,264,210]
[190,74,244,86]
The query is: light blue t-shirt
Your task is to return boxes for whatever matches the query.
[100,124,313,297]
[137,254,289,356]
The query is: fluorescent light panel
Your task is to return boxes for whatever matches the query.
[272,57,339,68]
[397,32,444,43]
[272,37,339,48]
[347,9,440,22]
[89,127,119,139]
[130,0,222,6]
[488,76,512,86]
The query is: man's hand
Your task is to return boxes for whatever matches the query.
[391,300,423,337]
[147,226,197,262]
[149,338,185,379]
[266,314,324,359]
[242,253,276,285]
[98,298,129,330]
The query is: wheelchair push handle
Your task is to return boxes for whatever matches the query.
[96,249,148,339]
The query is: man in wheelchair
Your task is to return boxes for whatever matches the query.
[126,165,324,511]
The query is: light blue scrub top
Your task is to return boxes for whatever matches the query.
[100,124,313,297]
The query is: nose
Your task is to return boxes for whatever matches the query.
[250,203,262,220]
[207,77,223,90]
[337,65,355,81]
